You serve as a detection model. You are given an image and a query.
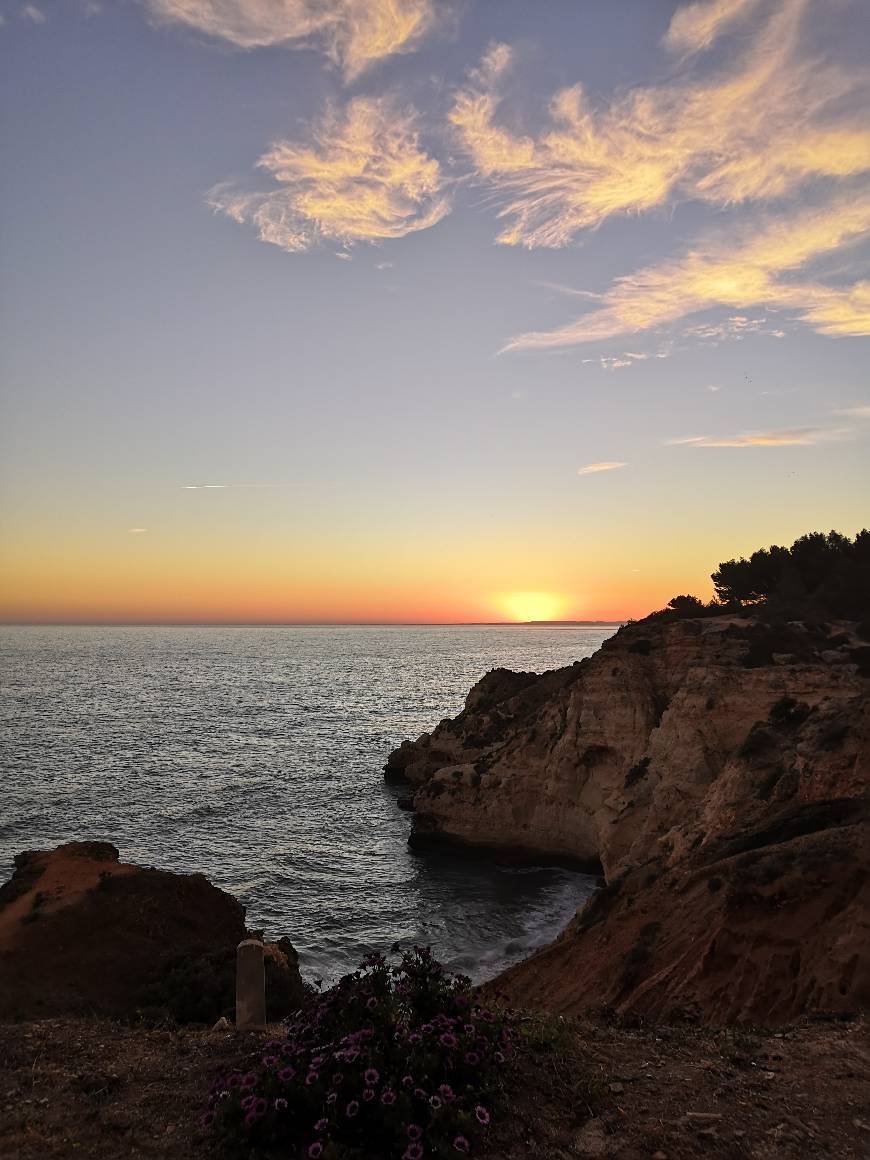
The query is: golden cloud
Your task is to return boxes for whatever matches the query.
[662,0,762,57]
[504,193,870,349]
[209,96,450,252]
[451,2,870,247]
[144,0,438,80]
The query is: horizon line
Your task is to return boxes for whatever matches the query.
[0,619,628,628]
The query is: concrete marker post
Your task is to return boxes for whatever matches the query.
[236,939,266,1030]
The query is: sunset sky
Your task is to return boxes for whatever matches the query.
[1,0,868,623]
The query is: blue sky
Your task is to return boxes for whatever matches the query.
[1,0,868,622]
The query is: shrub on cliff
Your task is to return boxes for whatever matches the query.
[203,946,517,1158]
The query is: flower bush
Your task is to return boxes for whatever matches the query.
[203,945,517,1158]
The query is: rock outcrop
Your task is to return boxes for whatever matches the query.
[0,841,305,1023]
[387,613,870,1022]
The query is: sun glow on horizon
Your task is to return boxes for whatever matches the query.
[497,591,570,623]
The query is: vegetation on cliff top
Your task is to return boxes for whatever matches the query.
[660,529,870,622]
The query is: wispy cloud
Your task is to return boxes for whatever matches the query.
[835,404,870,418]
[583,345,672,370]
[577,460,627,474]
[504,192,870,350]
[20,4,46,23]
[683,315,787,343]
[180,483,296,490]
[451,3,870,248]
[127,527,148,534]
[144,0,441,81]
[668,425,848,447]
[662,0,763,57]
[209,96,450,253]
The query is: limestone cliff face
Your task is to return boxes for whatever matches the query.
[386,614,870,1022]
[388,616,868,878]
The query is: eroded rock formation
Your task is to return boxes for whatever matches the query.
[0,841,305,1022]
[387,614,870,1022]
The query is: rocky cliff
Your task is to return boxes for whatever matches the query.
[0,841,305,1022]
[386,613,870,1022]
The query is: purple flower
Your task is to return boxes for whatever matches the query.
[326,1092,338,1105]
[366,996,378,1009]
[255,1098,267,1115]
[262,1054,279,1067]
[401,1075,414,1088]
[244,1111,258,1127]
[305,1071,319,1086]
[312,1055,326,1067]
[240,1096,255,1111]
[408,1032,422,1044]
[279,1066,296,1082]
[403,1146,424,1160]
[475,1105,491,1125]
[465,1051,481,1066]
[380,1089,396,1106]
[454,1135,471,1153]
[331,1072,344,1086]
[362,1087,375,1102]
[440,1032,458,1048]
[407,1124,423,1140]
[228,1073,242,1088]
[275,1098,288,1111]
[308,1144,323,1159]
[494,1051,505,1064]
[464,1023,475,1035]
[364,1067,380,1085]
[241,1072,257,1088]
[200,1111,215,1130]
[414,1088,427,1100]
[438,1084,455,1101]
[346,1100,360,1118]
[314,1118,328,1131]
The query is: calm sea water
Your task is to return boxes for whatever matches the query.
[0,625,612,983]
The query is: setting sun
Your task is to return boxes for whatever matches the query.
[498,591,569,623]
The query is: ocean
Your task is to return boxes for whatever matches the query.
[0,624,613,983]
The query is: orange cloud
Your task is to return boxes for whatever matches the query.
[209,96,450,252]
[577,461,627,474]
[668,426,848,447]
[145,0,440,80]
[504,192,870,349]
[451,2,870,247]
[662,0,763,57]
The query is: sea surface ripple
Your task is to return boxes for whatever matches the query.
[0,625,612,982]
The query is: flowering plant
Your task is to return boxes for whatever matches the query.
[202,945,516,1157]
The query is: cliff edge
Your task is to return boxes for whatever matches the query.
[386,613,870,1023]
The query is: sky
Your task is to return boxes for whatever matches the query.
[0,0,868,624]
